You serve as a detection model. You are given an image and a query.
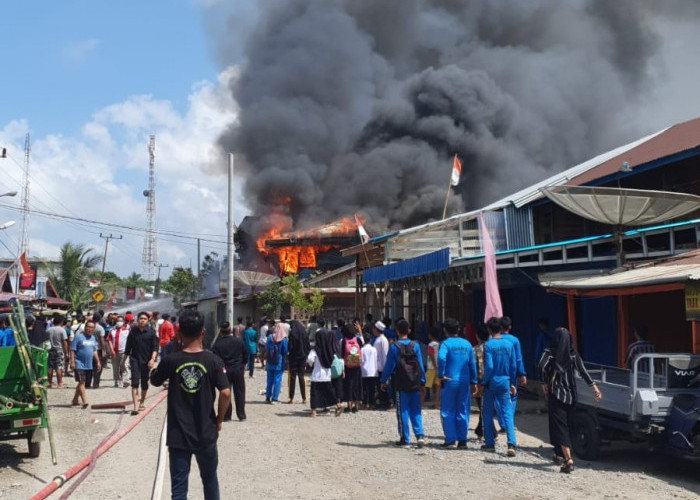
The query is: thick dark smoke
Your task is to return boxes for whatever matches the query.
[217,0,661,232]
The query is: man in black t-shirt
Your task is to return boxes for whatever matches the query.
[150,310,231,500]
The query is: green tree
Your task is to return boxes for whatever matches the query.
[281,274,311,315]
[44,242,103,309]
[162,267,198,307]
[257,281,283,318]
[309,288,324,316]
[121,272,149,289]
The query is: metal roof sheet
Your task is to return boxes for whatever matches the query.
[540,250,700,289]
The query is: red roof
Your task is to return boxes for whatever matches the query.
[567,117,700,186]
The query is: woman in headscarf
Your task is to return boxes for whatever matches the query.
[307,318,341,417]
[341,324,362,413]
[264,320,288,403]
[287,320,311,404]
[538,327,602,473]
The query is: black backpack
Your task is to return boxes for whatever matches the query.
[394,341,420,392]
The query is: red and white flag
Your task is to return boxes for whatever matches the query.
[354,213,370,244]
[450,154,462,187]
[480,212,503,322]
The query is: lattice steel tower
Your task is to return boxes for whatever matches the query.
[19,133,30,256]
[142,135,157,281]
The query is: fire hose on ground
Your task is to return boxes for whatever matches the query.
[29,389,168,500]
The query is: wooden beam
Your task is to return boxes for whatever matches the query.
[551,282,685,297]
[566,294,578,350]
[617,295,629,368]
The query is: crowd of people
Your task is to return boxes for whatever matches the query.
[7,309,177,413]
[0,307,612,499]
[208,312,600,464]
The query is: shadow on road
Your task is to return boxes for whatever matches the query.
[0,443,47,483]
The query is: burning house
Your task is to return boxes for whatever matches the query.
[237,215,362,278]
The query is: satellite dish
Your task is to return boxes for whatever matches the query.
[541,186,700,226]
[233,270,278,287]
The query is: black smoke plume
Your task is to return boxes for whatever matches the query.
[217,0,660,232]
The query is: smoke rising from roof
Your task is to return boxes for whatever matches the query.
[216,0,661,232]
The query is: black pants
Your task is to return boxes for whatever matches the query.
[85,350,103,388]
[376,371,391,407]
[224,369,246,421]
[288,358,307,401]
[362,377,378,407]
[474,397,483,437]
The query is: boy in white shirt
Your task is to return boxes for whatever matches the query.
[360,333,378,409]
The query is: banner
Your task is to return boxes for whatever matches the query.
[20,264,37,291]
[126,287,136,300]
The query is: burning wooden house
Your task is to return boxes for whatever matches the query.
[237,216,362,277]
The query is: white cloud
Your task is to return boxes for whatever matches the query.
[0,67,245,279]
[62,38,100,64]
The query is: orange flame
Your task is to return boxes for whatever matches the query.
[255,203,361,274]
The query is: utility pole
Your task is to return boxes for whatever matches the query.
[197,238,201,276]
[227,153,235,325]
[99,233,122,281]
[154,263,169,299]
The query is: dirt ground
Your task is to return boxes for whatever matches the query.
[1,361,699,500]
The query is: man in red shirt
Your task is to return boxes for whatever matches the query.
[158,313,175,351]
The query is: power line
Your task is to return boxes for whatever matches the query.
[0,202,227,243]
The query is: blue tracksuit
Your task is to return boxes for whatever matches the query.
[501,333,526,421]
[265,337,288,401]
[380,339,426,444]
[437,337,477,445]
[482,336,517,447]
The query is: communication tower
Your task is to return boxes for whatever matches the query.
[142,135,157,281]
[19,133,30,256]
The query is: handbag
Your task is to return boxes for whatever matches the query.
[330,354,344,379]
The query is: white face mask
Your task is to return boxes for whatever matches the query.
[116,321,124,328]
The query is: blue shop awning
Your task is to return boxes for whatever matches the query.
[362,248,450,285]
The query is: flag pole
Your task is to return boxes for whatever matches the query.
[441,176,452,220]
[442,154,460,219]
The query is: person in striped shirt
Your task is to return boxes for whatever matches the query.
[539,327,601,473]
[625,326,655,372]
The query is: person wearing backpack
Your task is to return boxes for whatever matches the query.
[379,319,426,448]
[341,324,362,413]
[265,321,288,404]
[437,318,477,449]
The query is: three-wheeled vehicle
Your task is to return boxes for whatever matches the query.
[573,353,700,461]
[0,301,56,463]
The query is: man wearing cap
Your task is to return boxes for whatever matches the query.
[373,321,390,409]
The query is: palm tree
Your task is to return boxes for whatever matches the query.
[45,242,103,301]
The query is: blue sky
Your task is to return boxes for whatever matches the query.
[1,1,217,136]
[0,0,242,279]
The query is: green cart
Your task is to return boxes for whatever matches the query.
[0,301,56,463]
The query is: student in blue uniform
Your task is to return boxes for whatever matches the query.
[500,316,527,419]
[437,318,477,449]
[380,319,426,448]
[480,316,517,456]
[265,324,288,403]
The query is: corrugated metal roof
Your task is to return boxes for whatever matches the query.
[374,125,669,240]
[540,250,700,289]
[567,117,700,186]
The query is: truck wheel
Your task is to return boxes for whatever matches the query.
[572,411,600,460]
[27,432,41,458]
